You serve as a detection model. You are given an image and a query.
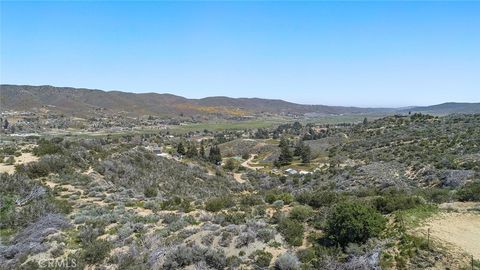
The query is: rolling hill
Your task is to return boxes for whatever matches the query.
[399,102,480,114]
[1,84,478,117]
[0,85,386,117]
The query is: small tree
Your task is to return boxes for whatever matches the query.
[294,141,305,156]
[301,145,311,164]
[209,145,222,165]
[279,137,289,148]
[457,181,480,201]
[275,143,292,167]
[325,202,385,247]
[289,205,314,222]
[275,253,300,270]
[177,142,186,155]
[186,143,198,158]
[224,158,236,171]
[199,141,206,159]
[278,218,304,246]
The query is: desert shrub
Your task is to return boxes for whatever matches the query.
[17,155,69,178]
[78,224,104,244]
[162,245,226,270]
[235,230,256,248]
[296,248,316,264]
[219,231,233,247]
[227,256,242,269]
[0,146,17,155]
[457,181,480,201]
[224,158,237,171]
[201,233,215,246]
[144,186,158,198]
[278,218,304,246]
[275,252,300,270]
[205,196,235,212]
[257,228,275,243]
[289,205,314,222]
[325,202,385,247]
[265,190,293,204]
[160,197,194,212]
[0,196,15,229]
[254,205,267,217]
[224,212,246,225]
[240,194,264,206]
[204,248,227,269]
[252,250,273,268]
[33,139,63,156]
[422,188,451,203]
[295,190,337,208]
[373,194,424,214]
[16,162,49,178]
[83,239,112,264]
[5,156,15,165]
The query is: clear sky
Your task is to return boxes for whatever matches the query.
[1,1,479,107]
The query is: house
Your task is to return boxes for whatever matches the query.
[285,168,298,175]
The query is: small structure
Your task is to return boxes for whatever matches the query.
[285,168,298,175]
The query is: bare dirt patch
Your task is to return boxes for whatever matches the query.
[233,173,245,183]
[0,152,38,174]
[418,211,480,260]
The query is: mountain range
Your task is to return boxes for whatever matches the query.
[1,84,479,117]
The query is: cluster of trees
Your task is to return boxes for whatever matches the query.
[274,137,311,167]
[177,141,221,165]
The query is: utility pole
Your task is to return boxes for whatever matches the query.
[427,228,430,250]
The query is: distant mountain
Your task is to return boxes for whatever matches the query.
[1,85,478,117]
[399,102,480,115]
[0,85,387,117]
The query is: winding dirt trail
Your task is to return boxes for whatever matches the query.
[233,173,245,183]
[241,154,263,170]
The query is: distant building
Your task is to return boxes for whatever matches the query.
[285,168,298,175]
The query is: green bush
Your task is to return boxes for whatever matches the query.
[205,196,235,212]
[5,156,15,165]
[33,139,63,156]
[224,158,237,171]
[265,190,293,204]
[240,194,263,206]
[457,181,480,201]
[252,250,273,268]
[422,188,451,204]
[1,146,17,155]
[325,202,385,247]
[373,194,424,214]
[296,248,316,264]
[278,218,304,246]
[295,190,337,208]
[289,205,314,222]
[83,239,112,264]
[144,186,158,198]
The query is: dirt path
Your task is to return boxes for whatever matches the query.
[418,209,480,259]
[233,173,245,183]
[241,154,263,170]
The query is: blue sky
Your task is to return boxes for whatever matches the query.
[1,1,479,107]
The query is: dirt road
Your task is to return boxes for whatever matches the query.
[418,203,480,260]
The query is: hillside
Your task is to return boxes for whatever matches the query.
[401,102,480,114]
[0,84,385,117]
